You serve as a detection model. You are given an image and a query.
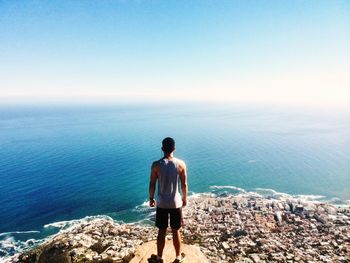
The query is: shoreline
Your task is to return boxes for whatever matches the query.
[2,191,349,263]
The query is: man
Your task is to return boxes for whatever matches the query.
[148,137,188,263]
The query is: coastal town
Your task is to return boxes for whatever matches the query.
[183,193,350,262]
[5,193,350,263]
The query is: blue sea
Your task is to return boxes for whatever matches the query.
[0,102,349,259]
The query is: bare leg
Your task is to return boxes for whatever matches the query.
[172,228,181,257]
[157,228,167,258]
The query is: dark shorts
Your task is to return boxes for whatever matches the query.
[156,207,183,230]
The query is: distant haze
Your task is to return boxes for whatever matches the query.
[0,0,349,108]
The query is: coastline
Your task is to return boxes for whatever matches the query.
[2,190,350,263]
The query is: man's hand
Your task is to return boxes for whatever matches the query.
[182,197,187,207]
[150,198,155,207]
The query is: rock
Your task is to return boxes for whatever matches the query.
[90,241,109,254]
[250,253,261,263]
[91,230,102,237]
[325,205,337,215]
[274,211,283,223]
[314,214,327,224]
[69,249,77,257]
[38,244,71,263]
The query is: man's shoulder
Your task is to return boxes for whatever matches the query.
[175,158,186,168]
[151,160,161,169]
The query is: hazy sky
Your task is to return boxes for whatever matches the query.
[0,0,349,107]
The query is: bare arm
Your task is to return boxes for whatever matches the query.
[149,161,158,207]
[179,161,188,206]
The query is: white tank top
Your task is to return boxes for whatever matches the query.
[157,157,183,209]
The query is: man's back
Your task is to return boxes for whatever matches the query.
[157,157,183,209]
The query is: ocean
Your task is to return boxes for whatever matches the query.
[0,102,349,259]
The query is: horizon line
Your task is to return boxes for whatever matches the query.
[0,95,349,112]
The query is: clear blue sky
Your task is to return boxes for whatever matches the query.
[0,0,349,107]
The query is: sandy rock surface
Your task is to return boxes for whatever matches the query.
[129,240,209,263]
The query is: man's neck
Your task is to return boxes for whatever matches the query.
[163,153,174,159]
